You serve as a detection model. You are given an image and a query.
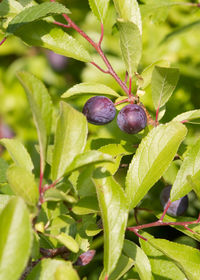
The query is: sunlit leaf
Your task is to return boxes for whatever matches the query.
[151,66,179,109]
[88,0,110,23]
[15,21,91,62]
[148,237,200,280]
[55,263,80,280]
[7,2,70,35]
[173,109,200,122]
[0,138,34,172]
[61,82,120,99]
[0,197,32,280]
[126,121,187,209]
[17,71,53,173]
[170,137,200,201]
[113,0,142,34]
[93,169,128,276]
[54,233,79,253]
[118,21,142,77]
[7,165,39,206]
[51,102,88,180]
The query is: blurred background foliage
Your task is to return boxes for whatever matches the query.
[0,0,200,278]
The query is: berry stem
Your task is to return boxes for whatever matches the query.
[114,98,129,106]
[155,105,160,123]
[53,21,71,28]
[90,62,109,74]
[0,37,7,46]
[159,200,172,222]
[98,22,104,47]
[50,2,130,96]
[129,76,133,99]
[124,71,128,84]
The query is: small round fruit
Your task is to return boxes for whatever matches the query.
[160,186,188,217]
[117,104,147,134]
[82,96,116,125]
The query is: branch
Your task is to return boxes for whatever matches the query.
[98,22,104,48]
[0,37,7,46]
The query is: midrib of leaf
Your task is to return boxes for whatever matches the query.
[158,72,167,108]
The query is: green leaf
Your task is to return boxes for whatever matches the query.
[170,137,200,201]
[0,0,33,17]
[148,237,200,280]
[141,0,177,23]
[118,21,142,77]
[6,2,70,35]
[0,194,12,213]
[6,165,39,206]
[113,0,142,34]
[151,66,179,110]
[61,82,120,99]
[123,239,152,280]
[126,121,187,209]
[0,158,9,184]
[173,109,200,122]
[55,263,80,280]
[98,143,135,175]
[51,102,88,180]
[93,169,128,276]
[44,188,77,204]
[100,254,134,280]
[27,259,71,280]
[0,138,34,172]
[0,197,32,280]
[138,60,169,89]
[54,233,79,253]
[65,150,113,175]
[15,21,91,62]
[140,232,186,280]
[72,196,99,215]
[17,71,53,173]
[88,0,110,23]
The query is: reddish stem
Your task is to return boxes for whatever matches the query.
[53,21,71,28]
[0,37,6,46]
[114,98,129,106]
[159,200,172,222]
[155,105,160,123]
[90,62,109,74]
[181,120,189,124]
[129,76,132,99]
[59,13,130,96]
[43,177,62,192]
[104,276,108,280]
[124,71,128,84]
[98,22,104,47]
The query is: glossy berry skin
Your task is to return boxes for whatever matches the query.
[160,186,188,217]
[117,104,147,134]
[82,96,116,125]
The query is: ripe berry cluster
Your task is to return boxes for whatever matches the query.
[82,96,147,134]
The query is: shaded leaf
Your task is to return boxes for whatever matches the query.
[7,2,70,35]
[151,66,179,109]
[72,196,99,215]
[0,0,34,17]
[0,197,32,280]
[93,169,128,276]
[123,239,152,280]
[7,165,39,206]
[126,121,187,209]
[0,138,34,172]
[15,21,91,62]
[0,158,9,184]
[113,0,142,34]
[170,137,200,201]
[51,102,88,180]
[17,71,53,173]
[88,0,110,23]
[148,237,200,280]
[118,21,142,77]
[61,82,120,99]
[44,188,77,204]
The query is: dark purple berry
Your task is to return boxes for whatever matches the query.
[117,104,147,134]
[82,96,116,125]
[160,186,188,217]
